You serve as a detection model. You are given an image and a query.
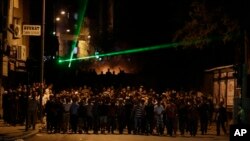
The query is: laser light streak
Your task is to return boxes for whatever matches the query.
[59,37,215,64]
[59,42,179,63]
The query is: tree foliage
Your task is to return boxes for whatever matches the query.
[173,0,241,48]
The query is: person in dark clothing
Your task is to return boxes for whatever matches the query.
[2,91,11,124]
[62,97,71,133]
[207,98,214,125]
[178,99,187,135]
[107,100,117,134]
[11,90,19,125]
[144,97,155,135]
[26,92,39,130]
[166,101,178,136]
[117,99,126,134]
[216,102,227,136]
[78,98,87,134]
[54,97,64,133]
[187,101,199,136]
[45,95,55,133]
[19,87,28,125]
[70,97,79,133]
[92,99,100,134]
[198,98,209,135]
[85,99,93,134]
[237,105,246,125]
[99,99,109,134]
[124,97,134,134]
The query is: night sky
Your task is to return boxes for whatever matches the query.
[117,0,189,43]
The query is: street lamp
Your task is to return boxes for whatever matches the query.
[56,17,60,21]
[60,10,66,15]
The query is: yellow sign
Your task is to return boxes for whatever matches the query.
[22,25,41,36]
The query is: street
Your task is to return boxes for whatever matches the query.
[24,133,229,141]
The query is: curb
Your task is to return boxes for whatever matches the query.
[0,130,39,141]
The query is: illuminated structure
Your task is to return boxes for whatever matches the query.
[55,0,114,66]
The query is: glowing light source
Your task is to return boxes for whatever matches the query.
[95,51,99,59]
[61,10,66,15]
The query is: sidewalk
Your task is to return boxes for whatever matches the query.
[0,119,42,141]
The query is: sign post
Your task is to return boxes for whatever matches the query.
[39,0,45,123]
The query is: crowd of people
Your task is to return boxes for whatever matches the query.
[2,83,44,130]
[2,82,231,136]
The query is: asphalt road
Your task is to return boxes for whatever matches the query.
[24,133,229,141]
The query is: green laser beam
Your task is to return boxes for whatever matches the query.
[59,42,179,63]
[59,33,224,65]
[58,37,218,63]
[68,0,89,67]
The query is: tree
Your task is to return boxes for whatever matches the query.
[173,0,241,49]
[174,0,250,124]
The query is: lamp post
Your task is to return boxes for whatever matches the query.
[40,0,45,122]
[242,31,248,99]
[242,30,249,124]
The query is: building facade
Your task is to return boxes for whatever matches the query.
[204,64,250,124]
[0,0,39,117]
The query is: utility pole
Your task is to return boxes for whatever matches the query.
[242,31,248,99]
[242,30,250,124]
[41,0,45,85]
[40,0,45,122]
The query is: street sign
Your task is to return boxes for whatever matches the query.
[22,25,41,36]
